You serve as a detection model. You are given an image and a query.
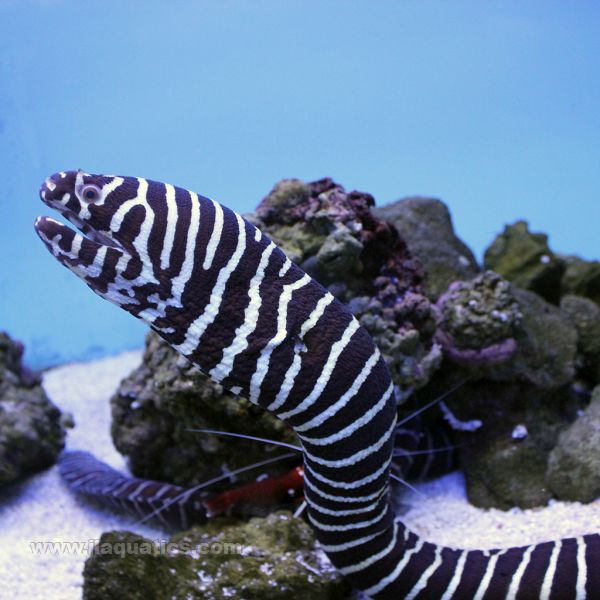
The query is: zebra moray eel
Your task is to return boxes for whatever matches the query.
[59,450,305,527]
[58,417,455,529]
[35,170,598,599]
[59,450,209,529]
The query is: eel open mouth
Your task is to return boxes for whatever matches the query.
[34,179,126,266]
[38,209,123,250]
[34,211,127,268]
[34,173,142,309]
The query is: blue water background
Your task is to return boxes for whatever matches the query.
[0,1,599,368]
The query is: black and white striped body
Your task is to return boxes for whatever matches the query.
[58,418,457,531]
[393,417,457,484]
[36,171,599,599]
[59,451,208,529]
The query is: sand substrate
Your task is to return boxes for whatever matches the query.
[1,350,599,599]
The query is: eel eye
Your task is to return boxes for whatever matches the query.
[81,184,102,202]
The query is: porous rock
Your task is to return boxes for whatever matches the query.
[560,294,600,384]
[561,255,600,306]
[374,197,479,299]
[447,381,573,509]
[82,512,348,600]
[547,386,600,503]
[436,271,521,369]
[111,332,298,492]
[0,332,66,484]
[483,220,564,304]
[488,288,577,389]
[435,273,577,389]
[254,177,442,393]
[316,225,364,278]
[420,272,579,508]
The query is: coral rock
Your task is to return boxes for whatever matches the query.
[484,220,564,304]
[256,179,312,226]
[253,178,441,393]
[0,332,65,484]
[436,271,521,368]
[82,512,347,600]
[488,288,577,389]
[316,226,364,277]
[374,197,479,299]
[560,294,600,384]
[111,332,297,492]
[561,255,600,306]
[429,378,576,509]
[548,386,600,503]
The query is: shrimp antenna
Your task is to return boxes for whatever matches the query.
[186,427,302,452]
[134,451,297,527]
[395,378,468,428]
[389,472,427,498]
[392,442,467,457]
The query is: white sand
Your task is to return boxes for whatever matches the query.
[402,473,600,550]
[0,351,163,600]
[1,350,599,599]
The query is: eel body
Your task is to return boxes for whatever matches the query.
[59,450,209,529]
[36,171,599,599]
[58,450,304,526]
[58,416,455,529]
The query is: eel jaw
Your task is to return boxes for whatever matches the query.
[34,215,141,311]
[34,214,130,285]
[38,194,124,252]
[58,209,123,251]
[34,215,108,266]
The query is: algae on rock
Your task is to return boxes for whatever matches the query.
[561,255,600,306]
[252,177,442,393]
[434,272,577,389]
[560,294,600,384]
[441,381,574,509]
[487,288,577,389]
[316,225,364,278]
[0,332,66,484]
[418,272,580,509]
[83,512,348,600]
[548,386,600,503]
[435,271,520,369]
[484,220,564,304]
[374,197,479,300]
[111,332,298,491]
